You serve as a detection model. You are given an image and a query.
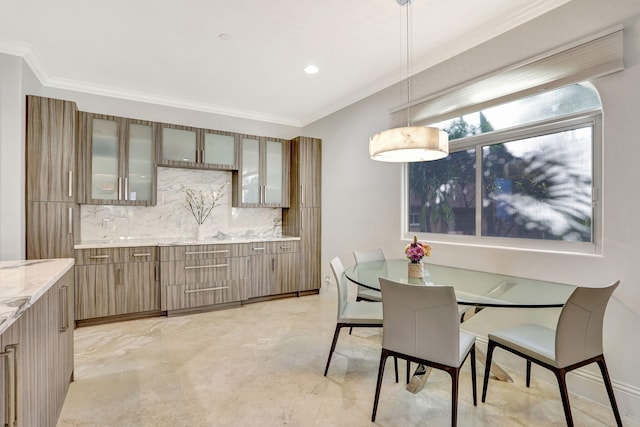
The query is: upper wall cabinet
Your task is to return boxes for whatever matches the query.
[26,96,77,202]
[232,136,290,208]
[78,113,157,206]
[158,124,238,170]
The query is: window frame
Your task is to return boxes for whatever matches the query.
[402,110,603,255]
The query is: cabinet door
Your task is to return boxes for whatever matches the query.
[75,264,116,320]
[90,117,121,201]
[264,139,284,205]
[299,208,321,291]
[122,261,160,314]
[26,96,77,202]
[0,315,21,427]
[159,125,199,167]
[240,136,261,204]
[299,137,321,207]
[203,131,237,169]
[26,201,79,259]
[274,252,299,294]
[125,121,156,203]
[249,254,273,298]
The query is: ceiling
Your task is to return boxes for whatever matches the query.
[0,0,569,127]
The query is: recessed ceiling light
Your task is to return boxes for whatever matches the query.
[304,65,319,74]
[219,33,230,40]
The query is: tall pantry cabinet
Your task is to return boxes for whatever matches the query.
[26,96,80,259]
[283,136,321,292]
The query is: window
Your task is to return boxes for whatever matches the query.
[406,83,601,253]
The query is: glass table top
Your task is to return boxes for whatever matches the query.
[344,259,576,308]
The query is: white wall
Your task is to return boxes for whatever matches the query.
[303,0,640,419]
[0,55,26,260]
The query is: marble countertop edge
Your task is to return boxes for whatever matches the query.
[74,235,301,249]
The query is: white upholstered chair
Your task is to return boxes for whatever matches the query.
[372,278,477,426]
[481,281,622,427]
[353,248,385,302]
[324,257,398,380]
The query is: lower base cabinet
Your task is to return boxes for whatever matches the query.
[75,247,159,321]
[0,269,74,427]
[248,241,299,298]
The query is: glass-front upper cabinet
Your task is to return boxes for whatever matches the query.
[159,124,237,170]
[79,112,156,206]
[232,135,289,208]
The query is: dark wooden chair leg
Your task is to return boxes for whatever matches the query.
[470,345,477,406]
[371,349,389,422]
[450,368,460,427]
[481,340,496,402]
[394,356,399,383]
[349,327,353,335]
[596,357,623,427]
[324,324,343,376]
[555,369,574,427]
[406,360,411,384]
[526,360,532,387]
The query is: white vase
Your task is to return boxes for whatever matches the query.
[196,224,205,241]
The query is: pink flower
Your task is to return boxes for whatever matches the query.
[404,236,432,263]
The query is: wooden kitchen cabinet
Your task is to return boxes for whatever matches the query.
[74,247,159,321]
[248,240,299,298]
[26,96,80,260]
[77,112,157,206]
[159,123,238,170]
[283,137,322,293]
[0,269,74,427]
[232,135,290,208]
[160,243,250,313]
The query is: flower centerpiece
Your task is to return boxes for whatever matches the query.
[183,183,227,240]
[404,236,432,278]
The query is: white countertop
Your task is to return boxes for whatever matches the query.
[0,258,74,335]
[74,235,300,249]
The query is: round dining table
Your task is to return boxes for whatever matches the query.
[344,259,577,386]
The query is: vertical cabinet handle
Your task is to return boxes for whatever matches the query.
[68,207,73,234]
[1,344,18,427]
[124,177,129,201]
[118,177,122,200]
[301,211,304,231]
[300,184,304,206]
[68,170,73,198]
[59,285,69,332]
[271,257,275,272]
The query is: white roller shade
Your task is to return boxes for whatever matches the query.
[392,26,624,127]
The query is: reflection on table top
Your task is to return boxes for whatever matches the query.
[344,259,576,308]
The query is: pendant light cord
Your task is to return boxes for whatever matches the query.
[405,0,412,127]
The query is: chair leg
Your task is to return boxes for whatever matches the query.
[470,345,477,406]
[371,349,389,422]
[324,324,343,376]
[349,327,353,335]
[554,369,574,427]
[394,356,399,383]
[526,360,532,387]
[406,360,411,384]
[596,356,623,427]
[481,340,496,402]
[450,368,460,427]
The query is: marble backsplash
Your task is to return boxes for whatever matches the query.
[80,167,282,241]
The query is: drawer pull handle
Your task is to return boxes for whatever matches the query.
[184,250,230,255]
[133,253,152,257]
[184,263,228,270]
[1,344,18,427]
[89,255,110,259]
[253,247,266,251]
[184,286,229,294]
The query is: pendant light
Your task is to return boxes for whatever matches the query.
[369,0,448,162]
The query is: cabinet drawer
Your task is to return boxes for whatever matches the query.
[75,246,157,265]
[248,240,299,255]
[161,280,246,310]
[160,256,247,286]
[160,244,249,261]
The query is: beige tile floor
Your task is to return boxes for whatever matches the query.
[58,289,637,427]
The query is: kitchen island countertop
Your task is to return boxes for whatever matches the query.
[0,258,74,335]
